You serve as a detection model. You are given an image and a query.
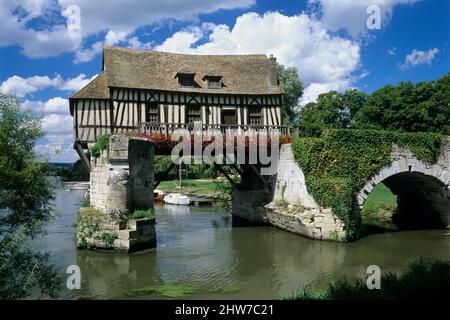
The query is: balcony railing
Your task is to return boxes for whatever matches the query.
[138,122,292,136]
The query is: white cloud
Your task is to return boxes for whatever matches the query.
[23,97,77,162]
[400,48,439,70]
[1,73,96,97]
[34,135,78,163]
[155,27,205,52]
[127,37,154,50]
[156,12,362,106]
[0,0,82,58]
[41,113,73,135]
[308,0,419,38]
[22,97,69,116]
[387,47,397,55]
[59,74,96,91]
[74,42,104,63]
[0,0,254,59]
[57,0,255,36]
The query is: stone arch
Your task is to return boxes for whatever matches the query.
[356,156,450,229]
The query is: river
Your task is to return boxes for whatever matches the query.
[34,188,450,299]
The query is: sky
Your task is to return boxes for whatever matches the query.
[0,0,448,163]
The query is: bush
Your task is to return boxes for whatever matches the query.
[129,209,155,220]
[91,133,112,158]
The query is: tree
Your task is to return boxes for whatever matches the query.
[297,90,367,137]
[56,159,89,181]
[355,73,450,134]
[0,93,61,299]
[277,64,303,124]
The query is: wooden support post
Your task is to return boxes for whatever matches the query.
[73,142,91,171]
[213,163,236,185]
[230,163,244,177]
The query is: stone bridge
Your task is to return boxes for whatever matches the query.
[263,138,450,241]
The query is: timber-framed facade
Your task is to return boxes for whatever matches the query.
[70,46,285,169]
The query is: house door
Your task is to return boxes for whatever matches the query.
[221,109,237,125]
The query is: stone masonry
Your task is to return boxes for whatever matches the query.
[265,144,346,241]
[265,138,450,241]
[76,135,156,253]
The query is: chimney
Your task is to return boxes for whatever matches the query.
[268,54,278,86]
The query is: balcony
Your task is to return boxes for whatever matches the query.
[138,122,293,137]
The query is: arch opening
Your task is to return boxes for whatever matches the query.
[360,171,450,232]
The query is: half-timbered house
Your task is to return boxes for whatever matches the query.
[69,46,285,169]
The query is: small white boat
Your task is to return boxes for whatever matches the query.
[163,193,190,205]
[64,182,90,190]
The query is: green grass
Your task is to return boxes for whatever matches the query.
[129,208,155,220]
[361,183,397,216]
[285,258,450,300]
[157,179,229,195]
[360,183,398,234]
[131,284,199,299]
[77,207,103,223]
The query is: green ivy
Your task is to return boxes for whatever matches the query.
[292,129,443,240]
[91,133,112,158]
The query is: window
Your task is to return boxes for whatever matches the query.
[146,103,159,124]
[187,105,201,124]
[248,107,262,125]
[207,76,222,89]
[178,74,195,87]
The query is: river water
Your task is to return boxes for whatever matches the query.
[35,188,450,299]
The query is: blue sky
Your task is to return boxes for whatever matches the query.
[0,0,448,162]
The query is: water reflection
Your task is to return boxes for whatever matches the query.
[35,189,450,299]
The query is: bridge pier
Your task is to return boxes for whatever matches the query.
[231,164,276,225]
[264,144,346,240]
[76,135,156,253]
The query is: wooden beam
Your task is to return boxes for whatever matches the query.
[74,141,91,172]
[230,163,244,177]
[213,163,236,185]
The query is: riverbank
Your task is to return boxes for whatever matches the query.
[285,258,450,300]
[157,179,230,196]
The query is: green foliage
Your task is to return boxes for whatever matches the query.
[0,93,62,299]
[76,208,102,249]
[356,75,450,134]
[296,73,450,136]
[55,159,89,181]
[132,284,199,299]
[297,89,368,137]
[286,258,450,300]
[213,180,232,210]
[292,129,443,240]
[129,208,155,220]
[277,63,304,124]
[154,156,220,181]
[95,232,117,248]
[90,133,112,158]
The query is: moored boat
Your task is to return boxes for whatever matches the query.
[163,193,190,205]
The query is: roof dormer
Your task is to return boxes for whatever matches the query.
[203,69,223,89]
[175,65,196,87]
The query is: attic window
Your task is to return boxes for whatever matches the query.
[175,65,196,88]
[178,74,195,87]
[206,76,222,89]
